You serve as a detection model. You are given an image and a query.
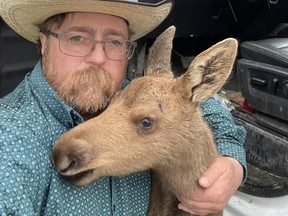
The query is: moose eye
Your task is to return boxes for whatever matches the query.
[139,117,153,129]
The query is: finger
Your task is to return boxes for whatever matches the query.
[198,157,225,188]
[178,203,196,215]
[178,203,208,215]
[178,201,221,216]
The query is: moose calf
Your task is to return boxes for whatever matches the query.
[51,26,238,216]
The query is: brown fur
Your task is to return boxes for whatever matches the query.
[51,26,238,216]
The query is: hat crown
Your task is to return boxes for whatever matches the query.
[0,0,173,43]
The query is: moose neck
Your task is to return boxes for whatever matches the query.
[153,114,218,198]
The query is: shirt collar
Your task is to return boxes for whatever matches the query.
[29,61,84,128]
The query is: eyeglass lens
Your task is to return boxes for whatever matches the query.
[57,32,136,60]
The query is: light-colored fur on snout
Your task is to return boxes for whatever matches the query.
[51,26,238,216]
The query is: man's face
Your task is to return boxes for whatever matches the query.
[40,12,129,116]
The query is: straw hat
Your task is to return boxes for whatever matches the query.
[0,0,173,43]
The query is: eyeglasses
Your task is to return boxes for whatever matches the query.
[46,31,137,61]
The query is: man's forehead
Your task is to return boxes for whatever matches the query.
[54,12,129,36]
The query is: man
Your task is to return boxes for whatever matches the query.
[0,0,246,215]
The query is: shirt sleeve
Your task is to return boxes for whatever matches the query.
[201,97,247,181]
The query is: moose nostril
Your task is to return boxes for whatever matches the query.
[56,156,78,173]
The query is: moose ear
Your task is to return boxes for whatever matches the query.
[145,26,176,77]
[176,38,238,103]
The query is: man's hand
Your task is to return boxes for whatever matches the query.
[178,156,244,215]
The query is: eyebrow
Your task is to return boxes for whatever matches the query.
[65,26,95,34]
[65,26,127,39]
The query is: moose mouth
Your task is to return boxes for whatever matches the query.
[60,169,95,185]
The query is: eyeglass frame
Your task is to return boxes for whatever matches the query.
[45,31,137,61]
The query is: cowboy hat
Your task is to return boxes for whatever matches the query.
[0,0,173,43]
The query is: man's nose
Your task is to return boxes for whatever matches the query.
[85,42,106,65]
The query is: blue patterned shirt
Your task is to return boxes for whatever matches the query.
[0,61,246,216]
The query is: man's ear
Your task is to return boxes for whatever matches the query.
[39,32,47,56]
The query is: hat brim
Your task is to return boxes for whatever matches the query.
[0,0,173,43]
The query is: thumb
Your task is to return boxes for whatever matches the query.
[198,158,224,188]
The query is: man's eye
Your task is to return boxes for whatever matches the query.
[70,35,84,42]
[110,39,124,47]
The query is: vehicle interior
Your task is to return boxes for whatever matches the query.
[1,0,288,215]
